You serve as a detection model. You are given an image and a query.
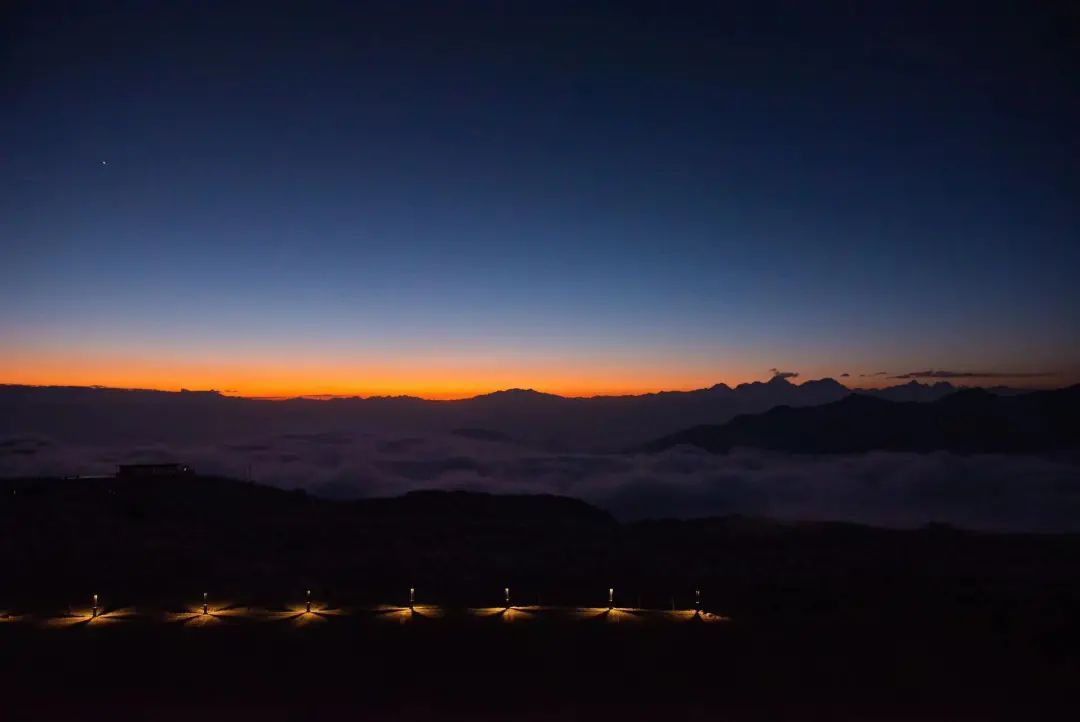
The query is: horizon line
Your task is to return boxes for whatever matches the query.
[1,375,1067,402]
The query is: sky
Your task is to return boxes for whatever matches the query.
[2,1,1078,398]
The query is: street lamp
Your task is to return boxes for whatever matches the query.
[608,587,614,610]
[91,594,98,619]
[409,587,415,611]
[695,589,701,613]
[504,586,510,609]
[202,592,208,615]
[306,589,312,614]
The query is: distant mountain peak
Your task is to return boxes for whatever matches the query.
[472,388,562,400]
[801,377,845,388]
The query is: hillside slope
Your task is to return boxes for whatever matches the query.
[641,385,1080,454]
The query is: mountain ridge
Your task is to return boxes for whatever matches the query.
[0,378,1059,452]
[640,384,1080,455]
[0,376,989,402]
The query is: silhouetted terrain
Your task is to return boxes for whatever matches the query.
[0,376,975,452]
[4,473,1079,612]
[2,475,1078,719]
[643,385,1080,454]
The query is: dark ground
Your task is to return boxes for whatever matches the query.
[2,474,1079,720]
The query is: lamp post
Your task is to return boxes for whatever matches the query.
[409,587,415,611]
[608,587,614,611]
[202,592,208,615]
[504,586,510,609]
[91,594,98,619]
[695,589,701,613]
[306,589,312,614]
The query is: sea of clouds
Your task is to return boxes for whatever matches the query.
[3,431,1079,532]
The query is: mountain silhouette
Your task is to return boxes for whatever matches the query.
[640,385,1080,454]
[0,378,1036,452]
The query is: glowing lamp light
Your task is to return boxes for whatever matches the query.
[306,589,312,614]
[409,587,415,611]
[202,592,209,615]
[695,588,701,612]
[608,587,614,610]
[91,593,98,619]
[504,586,510,609]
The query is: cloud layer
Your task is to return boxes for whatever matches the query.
[3,432,1079,533]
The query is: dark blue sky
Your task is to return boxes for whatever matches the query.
[3,1,1078,396]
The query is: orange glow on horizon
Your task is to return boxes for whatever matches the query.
[0,349,1068,399]
[0,354,774,400]
[2,373,1066,399]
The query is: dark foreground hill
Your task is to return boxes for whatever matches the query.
[642,384,1080,454]
[3,473,1079,616]
[2,474,1079,719]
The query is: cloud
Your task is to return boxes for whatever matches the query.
[840,373,850,377]
[769,369,799,380]
[891,370,1055,380]
[860,371,889,377]
[3,432,1079,533]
